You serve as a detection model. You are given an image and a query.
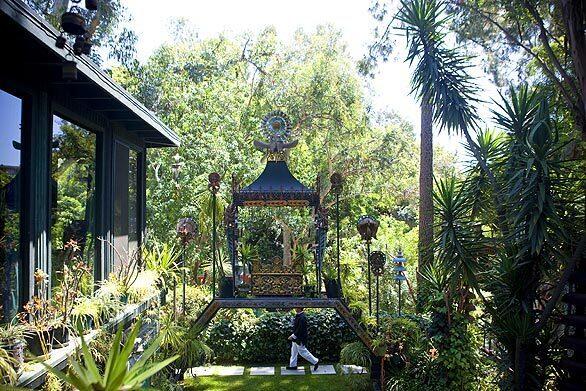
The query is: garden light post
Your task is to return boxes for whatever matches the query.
[357,215,379,316]
[369,251,386,331]
[393,250,407,316]
[330,173,343,294]
[209,173,221,299]
[176,218,197,317]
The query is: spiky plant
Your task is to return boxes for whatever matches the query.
[45,319,178,391]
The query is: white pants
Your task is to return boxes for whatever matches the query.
[289,342,318,367]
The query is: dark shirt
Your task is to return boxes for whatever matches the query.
[293,312,308,346]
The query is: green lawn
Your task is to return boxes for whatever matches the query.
[184,367,370,391]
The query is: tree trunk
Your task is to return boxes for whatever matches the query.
[561,0,586,139]
[418,99,434,286]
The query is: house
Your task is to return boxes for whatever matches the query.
[0,0,178,322]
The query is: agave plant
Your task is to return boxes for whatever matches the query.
[143,242,181,289]
[45,319,178,390]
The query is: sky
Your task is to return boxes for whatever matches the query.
[123,0,500,156]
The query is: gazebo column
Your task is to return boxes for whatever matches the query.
[314,206,328,297]
[224,203,238,297]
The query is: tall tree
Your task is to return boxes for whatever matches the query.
[363,1,436,278]
[419,99,434,279]
[448,0,586,141]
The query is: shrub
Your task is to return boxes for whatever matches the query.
[205,309,357,364]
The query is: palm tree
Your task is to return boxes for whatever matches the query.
[396,1,579,388]
[397,0,508,234]
[418,98,434,284]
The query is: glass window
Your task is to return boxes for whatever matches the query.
[51,115,96,294]
[113,143,140,270]
[0,89,23,321]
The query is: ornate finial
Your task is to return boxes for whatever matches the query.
[231,173,239,193]
[176,217,197,245]
[208,172,220,194]
[253,111,298,159]
[223,204,237,229]
[315,206,329,230]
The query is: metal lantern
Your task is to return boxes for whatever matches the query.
[369,250,386,330]
[62,60,78,81]
[357,215,378,315]
[393,249,407,316]
[176,217,197,317]
[330,172,343,195]
[208,172,221,194]
[369,251,386,277]
[393,250,407,282]
[176,217,197,245]
[356,215,379,242]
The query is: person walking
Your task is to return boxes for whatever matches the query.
[286,307,319,371]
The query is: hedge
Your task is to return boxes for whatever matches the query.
[205,309,357,364]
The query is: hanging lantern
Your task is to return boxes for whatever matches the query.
[208,172,221,194]
[61,7,87,36]
[85,0,98,11]
[393,250,407,281]
[330,172,343,195]
[62,60,78,81]
[176,217,197,245]
[369,251,386,277]
[356,215,379,242]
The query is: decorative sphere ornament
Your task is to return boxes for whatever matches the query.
[356,215,379,241]
[330,172,343,194]
[176,217,197,244]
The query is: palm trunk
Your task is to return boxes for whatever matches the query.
[418,99,434,285]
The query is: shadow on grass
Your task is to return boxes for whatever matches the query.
[184,373,370,391]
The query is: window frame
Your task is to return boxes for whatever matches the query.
[48,107,101,294]
[0,82,30,321]
[111,139,144,275]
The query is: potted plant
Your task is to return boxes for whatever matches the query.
[322,263,340,298]
[216,249,234,298]
[219,275,234,298]
[143,242,180,306]
[0,346,18,386]
[44,319,178,390]
[71,297,101,334]
[52,242,92,347]
[17,269,55,360]
[0,321,30,373]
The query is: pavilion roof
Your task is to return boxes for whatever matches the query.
[235,161,318,207]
